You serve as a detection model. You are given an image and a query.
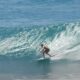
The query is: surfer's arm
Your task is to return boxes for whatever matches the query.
[40,49,44,53]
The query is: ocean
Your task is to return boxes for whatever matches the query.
[0,0,80,80]
[0,23,80,80]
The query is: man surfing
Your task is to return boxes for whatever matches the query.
[40,44,52,58]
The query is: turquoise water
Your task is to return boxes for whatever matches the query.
[0,23,80,80]
[0,0,80,80]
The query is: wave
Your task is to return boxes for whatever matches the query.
[0,22,80,61]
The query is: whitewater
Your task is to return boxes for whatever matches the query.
[0,0,80,79]
[0,22,80,80]
[0,22,80,60]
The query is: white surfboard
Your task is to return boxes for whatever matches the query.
[37,57,50,61]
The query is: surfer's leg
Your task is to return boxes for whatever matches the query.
[45,49,51,57]
[43,52,45,58]
[46,51,52,57]
[47,53,52,57]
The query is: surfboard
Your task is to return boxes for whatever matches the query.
[37,57,50,61]
[36,53,57,62]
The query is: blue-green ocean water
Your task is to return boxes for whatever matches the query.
[0,0,80,80]
[0,22,80,80]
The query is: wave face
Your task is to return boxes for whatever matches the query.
[0,22,80,61]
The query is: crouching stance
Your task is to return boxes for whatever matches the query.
[40,44,52,58]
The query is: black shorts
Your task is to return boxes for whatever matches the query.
[44,48,50,53]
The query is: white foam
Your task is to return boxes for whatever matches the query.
[48,23,80,61]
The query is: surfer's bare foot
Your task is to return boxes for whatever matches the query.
[48,54,52,57]
[49,55,53,57]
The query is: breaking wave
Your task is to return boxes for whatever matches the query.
[0,22,80,61]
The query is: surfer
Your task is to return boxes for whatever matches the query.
[40,44,52,58]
